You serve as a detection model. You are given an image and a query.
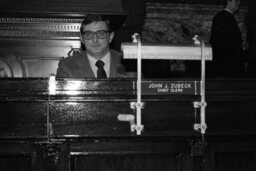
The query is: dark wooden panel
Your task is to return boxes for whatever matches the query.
[0,143,37,171]
[50,101,133,136]
[0,0,124,16]
[146,0,252,5]
[0,155,33,171]
[0,78,256,137]
[213,151,256,171]
[0,78,48,97]
[70,153,182,171]
[0,102,47,137]
[0,78,255,171]
[50,100,196,137]
[207,101,256,135]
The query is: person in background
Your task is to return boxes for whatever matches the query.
[208,0,245,78]
[56,14,129,78]
[245,2,256,77]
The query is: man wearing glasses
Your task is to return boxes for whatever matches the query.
[56,14,128,78]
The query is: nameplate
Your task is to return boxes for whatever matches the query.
[141,81,200,95]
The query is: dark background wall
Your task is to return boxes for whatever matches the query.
[148,0,252,5]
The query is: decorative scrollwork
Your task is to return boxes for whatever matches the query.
[0,17,82,40]
[0,17,82,24]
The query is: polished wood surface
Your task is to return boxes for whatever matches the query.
[0,78,256,171]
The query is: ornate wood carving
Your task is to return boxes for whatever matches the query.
[0,0,124,15]
[0,17,81,40]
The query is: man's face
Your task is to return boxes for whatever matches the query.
[81,21,114,59]
[228,0,240,12]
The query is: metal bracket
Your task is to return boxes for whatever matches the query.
[194,123,207,132]
[193,101,207,108]
[192,37,208,135]
[117,114,135,132]
[117,114,144,133]
[193,100,208,134]
[130,102,145,109]
[131,124,144,133]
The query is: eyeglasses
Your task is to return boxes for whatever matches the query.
[81,30,109,40]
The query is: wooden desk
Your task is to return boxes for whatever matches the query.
[0,78,256,171]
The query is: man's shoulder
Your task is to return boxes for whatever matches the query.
[59,51,86,66]
[214,10,232,20]
[110,49,122,58]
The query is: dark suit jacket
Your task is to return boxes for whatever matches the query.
[56,50,127,78]
[245,10,256,76]
[209,10,244,77]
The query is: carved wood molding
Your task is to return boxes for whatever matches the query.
[0,17,82,23]
[0,0,124,15]
[0,17,81,40]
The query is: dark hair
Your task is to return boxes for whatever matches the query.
[80,14,111,34]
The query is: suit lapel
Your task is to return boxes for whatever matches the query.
[109,53,115,77]
[109,51,119,78]
[109,50,126,78]
[75,52,95,78]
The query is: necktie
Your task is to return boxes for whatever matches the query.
[95,60,107,78]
